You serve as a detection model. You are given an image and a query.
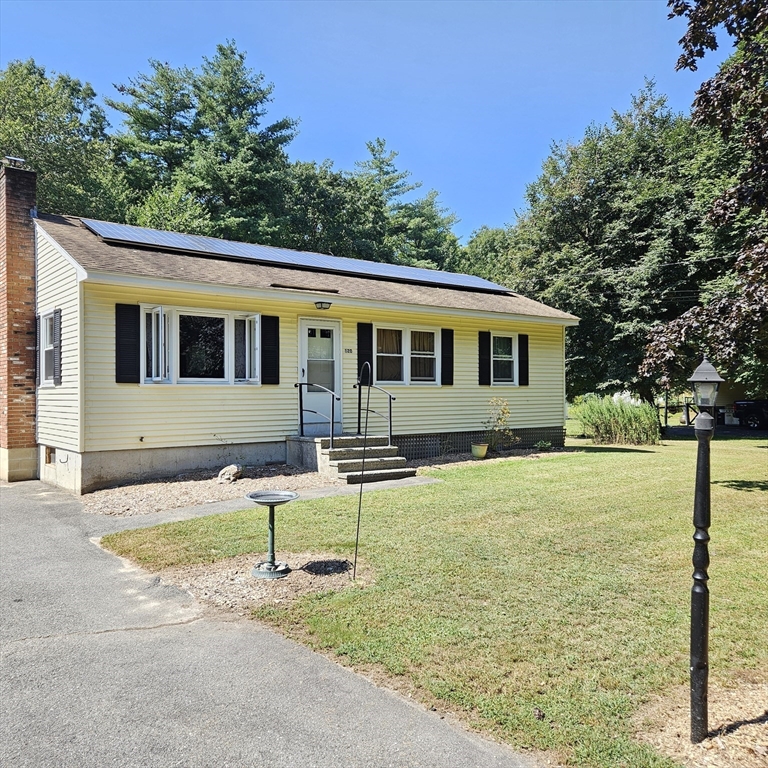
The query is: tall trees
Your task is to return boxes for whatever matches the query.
[184,41,296,243]
[281,161,389,261]
[456,85,741,400]
[3,47,463,267]
[108,42,296,243]
[106,59,196,192]
[354,138,460,268]
[641,1,768,396]
[0,59,129,220]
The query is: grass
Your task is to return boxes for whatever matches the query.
[103,435,768,768]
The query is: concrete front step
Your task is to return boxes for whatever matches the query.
[330,456,408,474]
[338,467,418,484]
[319,435,391,450]
[325,445,400,462]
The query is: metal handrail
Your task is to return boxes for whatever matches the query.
[294,382,341,449]
[353,363,396,446]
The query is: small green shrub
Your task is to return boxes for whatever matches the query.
[534,440,552,451]
[571,395,660,445]
[483,397,520,452]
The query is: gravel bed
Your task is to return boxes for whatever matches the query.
[160,552,370,615]
[80,464,342,517]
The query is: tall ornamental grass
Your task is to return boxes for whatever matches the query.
[572,395,660,445]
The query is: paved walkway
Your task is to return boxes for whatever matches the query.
[1,480,535,768]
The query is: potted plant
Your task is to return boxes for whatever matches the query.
[470,441,488,459]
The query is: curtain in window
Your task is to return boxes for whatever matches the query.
[377,328,403,381]
[410,330,435,381]
[377,329,402,354]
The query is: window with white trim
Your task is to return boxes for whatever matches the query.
[492,334,516,384]
[376,328,403,382]
[410,330,436,382]
[375,326,439,384]
[141,306,260,384]
[178,313,226,380]
[145,307,169,381]
[41,313,55,383]
[234,316,259,381]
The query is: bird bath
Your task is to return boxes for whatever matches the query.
[244,491,299,579]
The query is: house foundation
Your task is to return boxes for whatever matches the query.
[39,441,287,494]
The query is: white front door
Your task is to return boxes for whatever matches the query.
[299,318,342,435]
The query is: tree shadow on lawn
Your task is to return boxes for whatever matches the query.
[713,479,768,493]
[572,446,656,454]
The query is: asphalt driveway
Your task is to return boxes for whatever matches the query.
[1,481,535,768]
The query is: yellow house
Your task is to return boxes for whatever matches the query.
[1,164,578,493]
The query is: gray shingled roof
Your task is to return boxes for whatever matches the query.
[36,214,578,323]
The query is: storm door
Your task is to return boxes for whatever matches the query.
[298,319,342,435]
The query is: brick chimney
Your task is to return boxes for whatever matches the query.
[1,162,38,482]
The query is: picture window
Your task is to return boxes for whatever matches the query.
[141,306,260,385]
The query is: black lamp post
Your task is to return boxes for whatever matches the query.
[687,357,724,744]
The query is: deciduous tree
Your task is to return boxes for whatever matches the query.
[458,85,742,400]
[642,1,768,396]
[0,59,129,219]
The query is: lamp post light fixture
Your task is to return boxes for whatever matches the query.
[687,357,724,744]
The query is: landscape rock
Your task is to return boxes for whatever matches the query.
[217,464,243,484]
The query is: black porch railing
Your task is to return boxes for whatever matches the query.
[353,362,395,446]
[294,382,341,449]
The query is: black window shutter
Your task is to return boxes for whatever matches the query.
[52,308,62,386]
[261,315,280,385]
[518,334,529,386]
[35,315,41,387]
[115,304,141,384]
[478,331,491,385]
[357,323,373,385]
[441,328,454,385]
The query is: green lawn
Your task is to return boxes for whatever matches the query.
[103,435,768,768]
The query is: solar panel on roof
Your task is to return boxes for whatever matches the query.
[80,218,510,294]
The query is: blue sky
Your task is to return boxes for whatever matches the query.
[0,0,730,241]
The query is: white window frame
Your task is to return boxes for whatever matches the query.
[409,329,437,383]
[375,326,405,384]
[491,332,518,386]
[40,311,55,385]
[374,325,440,386]
[147,307,169,382]
[234,314,260,383]
[139,305,261,386]
[176,309,229,383]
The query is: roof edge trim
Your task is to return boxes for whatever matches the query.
[82,270,581,326]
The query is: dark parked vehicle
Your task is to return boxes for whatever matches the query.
[732,400,768,429]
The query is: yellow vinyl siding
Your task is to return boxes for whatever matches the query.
[83,284,299,452]
[82,282,567,452]
[339,316,565,435]
[36,236,81,451]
